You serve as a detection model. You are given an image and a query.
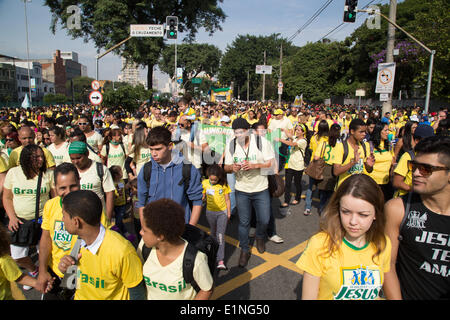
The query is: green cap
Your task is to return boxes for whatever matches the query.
[68,141,88,155]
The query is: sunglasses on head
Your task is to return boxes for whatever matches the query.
[408,160,449,177]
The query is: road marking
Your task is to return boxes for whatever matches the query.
[197,225,308,300]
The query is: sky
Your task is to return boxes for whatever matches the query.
[0,0,391,87]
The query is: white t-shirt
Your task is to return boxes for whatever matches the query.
[224,135,275,193]
[129,145,152,176]
[100,143,127,180]
[85,131,103,153]
[178,130,207,169]
[78,161,115,210]
[4,167,54,220]
[268,117,293,140]
[47,142,69,166]
[138,239,213,300]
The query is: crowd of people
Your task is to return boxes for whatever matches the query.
[0,96,448,300]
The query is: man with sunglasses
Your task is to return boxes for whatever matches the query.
[384,135,450,300]
[77,115,102,154]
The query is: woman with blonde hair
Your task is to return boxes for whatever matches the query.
[296,174,391,300]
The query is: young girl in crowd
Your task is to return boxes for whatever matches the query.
[296,174,391,300]
[202,164,231,270]
[110,165,135,243]
[0,224,52,299]
[127,178,141,241]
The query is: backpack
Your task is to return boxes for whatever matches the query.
[105,142,126,166]
[229,135,284,198]
[141,224,218,292]
[142,160,192,206]
[341,138,368,164]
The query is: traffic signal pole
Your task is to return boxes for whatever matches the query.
[383,0,397,116]
[359,7,435,114]
[95,36,132,80]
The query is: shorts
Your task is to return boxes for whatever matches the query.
[10,244,39,260]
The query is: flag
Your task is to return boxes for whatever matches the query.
[22,94,31,109]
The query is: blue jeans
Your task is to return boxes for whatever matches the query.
[236,189,271,252]
[227,173,236,214]
[114,205,127,234]
[305,176,319,210]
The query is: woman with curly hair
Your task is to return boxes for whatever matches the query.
[296,174,391,300]
[3,145,55,290]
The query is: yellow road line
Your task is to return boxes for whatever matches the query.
[197,224,308,299]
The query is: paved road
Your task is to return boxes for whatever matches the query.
[15,174,321,300]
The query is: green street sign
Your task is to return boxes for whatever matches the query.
[192,78,202,84]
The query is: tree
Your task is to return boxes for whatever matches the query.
[44,0,226,89]
[43,93,69,104]
[218,34,296,101]
[159,43,221,93]
[102,84,151,111]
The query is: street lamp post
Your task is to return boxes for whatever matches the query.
[23,0,32,106]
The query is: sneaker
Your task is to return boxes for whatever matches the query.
[249,227,256,238]
[217,261,227,270]
[269,234,284,243]
[23,268,39,291]
[304,209,311,216]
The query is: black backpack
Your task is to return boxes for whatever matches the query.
[141,224,218,292]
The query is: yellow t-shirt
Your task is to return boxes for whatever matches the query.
[296,232,391,300]
[202,179,231,212]
[368,141,394,185]
[287,137,307,171]
[0,156,8,173]
[8,145,56,169]
[332,140,370,188]
[0,255,23,300]
[138,239,213,300]
[75,228,143,300]
[393,151,413,197]
[114,180,127,207]
[315,140,336,166]
[224,135,275,193]
[41,196,110,278]
[4,167,54,220]
[309,135,329,164]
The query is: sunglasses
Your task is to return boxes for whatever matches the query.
[78,122,88,126]
[408,160,449,178]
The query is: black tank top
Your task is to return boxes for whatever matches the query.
[397,193,450,300]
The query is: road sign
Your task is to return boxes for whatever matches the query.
[89,90,103,105]
[278,81,283,88]
[130,24,164,37]
[278,87,283,95]
[91,80,100,91]
[380,93,389,101]
[375,62,396,94]
[255,65,272,74]
[355,89,366,97]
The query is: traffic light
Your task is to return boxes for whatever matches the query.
[166,16,178,40]
[343,0,358,23]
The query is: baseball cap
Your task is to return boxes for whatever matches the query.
[414,124,435,139]
[273,109,284,115]
[220,115,231,123]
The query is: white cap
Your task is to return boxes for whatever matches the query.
[220,116,231,123]
[410,115,419,122]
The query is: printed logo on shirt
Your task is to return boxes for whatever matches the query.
[334,266,382,300]
[52,220,73,251]
[144,276,186,293]
[13,187,47,195]
[77,270,105,289]
[406,211,427,230]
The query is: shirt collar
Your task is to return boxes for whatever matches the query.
[80,224,106,255]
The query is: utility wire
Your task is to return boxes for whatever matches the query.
[288,0,335,42]
[319,0,380,42]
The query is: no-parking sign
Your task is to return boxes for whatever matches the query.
[375,62,396,94]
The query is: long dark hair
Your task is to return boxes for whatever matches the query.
[371,122,389,152]
[328,123,341,148]
[402,121,417,152]
[206,164,228,187]
[20,144,47,179]
[316,120,329,140]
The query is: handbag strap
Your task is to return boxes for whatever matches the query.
[319,141,327,159]
[34,171,43,222]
